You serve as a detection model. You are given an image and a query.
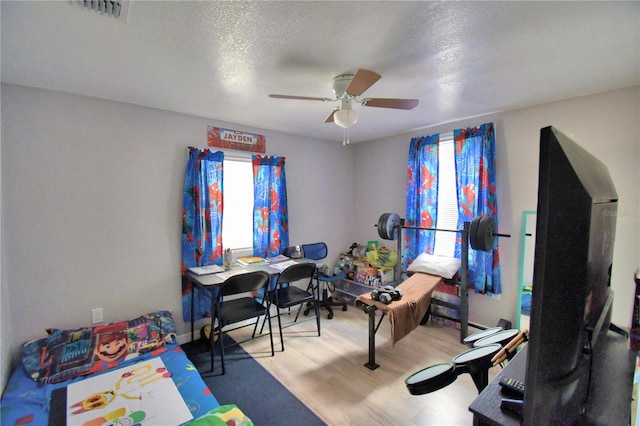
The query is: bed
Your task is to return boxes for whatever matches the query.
[0,311,252,426]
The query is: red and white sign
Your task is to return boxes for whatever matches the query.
[207,126,266,153]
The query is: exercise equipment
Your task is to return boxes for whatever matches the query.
[376,213,508,252]
[370,285,403,305]
[374,212,510,343]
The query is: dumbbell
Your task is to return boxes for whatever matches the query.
[371,285,404,305]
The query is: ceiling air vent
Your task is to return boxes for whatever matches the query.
[71,0,130,22]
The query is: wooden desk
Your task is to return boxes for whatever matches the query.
[468,330,635,425]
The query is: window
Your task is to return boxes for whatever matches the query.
[222,157,253,251]
[433,133,458,257]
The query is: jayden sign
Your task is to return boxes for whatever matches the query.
[207,126,266,153]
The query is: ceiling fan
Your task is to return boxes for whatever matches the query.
[268,69,419,144]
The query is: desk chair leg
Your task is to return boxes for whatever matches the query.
[218,325,225,375]
[209,316,216,373]
[275,304,285,351]
[251,318,260,338]
[266,312,275,356]
[251,315,275,357]
[313,295,321,336]
[322,287,335,319]
[305,279,347,319]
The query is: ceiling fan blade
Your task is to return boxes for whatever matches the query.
[345,69,381,96]
[324,107,339,123]
[362,98,419,110]
[268,94,332,102]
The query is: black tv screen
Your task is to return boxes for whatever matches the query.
[522,126,617,425]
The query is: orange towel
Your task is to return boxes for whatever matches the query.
[356,273,442,345]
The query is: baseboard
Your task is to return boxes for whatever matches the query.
[177,332,198,345]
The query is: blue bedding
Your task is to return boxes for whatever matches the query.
[0,343,220,425]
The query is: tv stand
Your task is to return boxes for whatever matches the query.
[468,329,635,425]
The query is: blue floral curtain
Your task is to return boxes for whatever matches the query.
[181,147,224,321]
[454,122,501,294]
[404,134,439,268]
[252,155,289,258]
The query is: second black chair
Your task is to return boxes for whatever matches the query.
[210,270,274,375]
[265,262,320,351]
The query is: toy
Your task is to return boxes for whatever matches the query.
[370,285,403,305]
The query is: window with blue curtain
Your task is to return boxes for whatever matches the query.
[181,147,224,322]
[405,122,501,295]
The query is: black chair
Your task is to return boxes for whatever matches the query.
[265,262,320,351]
[208,271,274,375]
[301,242,348,319]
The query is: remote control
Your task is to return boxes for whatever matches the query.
[499,376,525,398]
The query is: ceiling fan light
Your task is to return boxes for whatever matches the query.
[334,109,358,128]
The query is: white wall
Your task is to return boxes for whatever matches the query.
[352,85,640,329]
[0,83,354,373]
[0,78,11,390]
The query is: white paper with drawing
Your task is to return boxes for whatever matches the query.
[66,357,192,425]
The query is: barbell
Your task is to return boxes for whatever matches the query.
[376,213,509,252]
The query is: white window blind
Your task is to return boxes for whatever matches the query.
[222,157,253,251]
[433,133,459,257]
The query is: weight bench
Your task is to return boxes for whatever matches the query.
[355,272,442,370]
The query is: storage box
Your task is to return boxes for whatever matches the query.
[431,304,461,321]
[332,291,357,306]
[379,269,394,284]
[354,271,381,287]
[434,281,460,297]
[352,260,367,271]
[432,290,461,306]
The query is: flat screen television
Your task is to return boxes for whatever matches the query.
[522,126,618,425]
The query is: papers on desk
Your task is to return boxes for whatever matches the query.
[215,269,251,280]
[188,264,225,275]
[269,260,297,271]
[267,254,289,262]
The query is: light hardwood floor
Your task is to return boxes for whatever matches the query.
[228,306,500,425]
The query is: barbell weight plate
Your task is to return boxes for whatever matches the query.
[387,213,401,240]
[377,213,390,240]
[476,216,496,252]
[469,216,481,251]
[377,212,401,240]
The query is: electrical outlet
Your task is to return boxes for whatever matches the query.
[91,308,103,324]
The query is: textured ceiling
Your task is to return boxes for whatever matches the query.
[2,1,639,144]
